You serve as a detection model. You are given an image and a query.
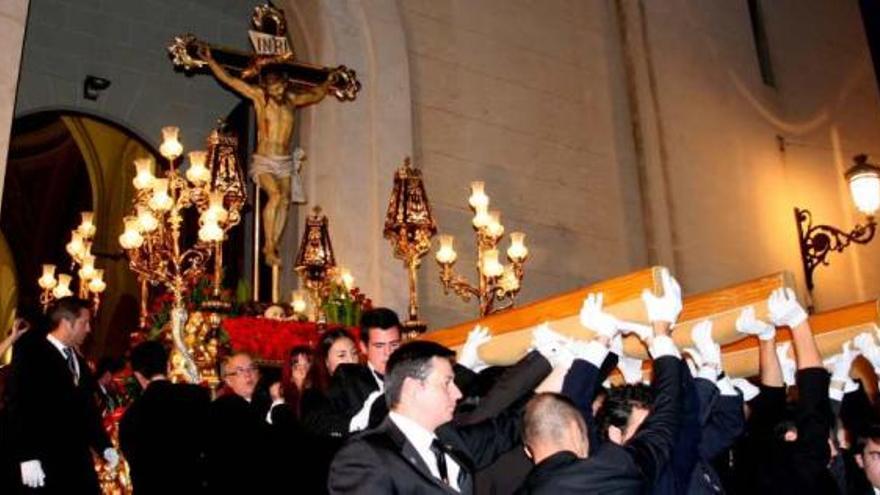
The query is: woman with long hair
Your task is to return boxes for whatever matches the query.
[279,345,314,418]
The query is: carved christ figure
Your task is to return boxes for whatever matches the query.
[200,45,334,266]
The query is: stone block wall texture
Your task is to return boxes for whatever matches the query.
[0,0,29,210]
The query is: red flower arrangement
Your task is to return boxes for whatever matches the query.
[222,317,359,364]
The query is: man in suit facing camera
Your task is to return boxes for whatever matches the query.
[329,341,524,494]
[5,297,117,494]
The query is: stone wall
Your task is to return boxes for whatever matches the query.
[0,0,29,212]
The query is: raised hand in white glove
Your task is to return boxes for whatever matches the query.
[458,325,492,372]
[617,353,645,384]
[532,323,574,369]
[767,288,808,329]
[731,378,760,402]
[617,321,653,342]
[684,346,717,381]
[735,306,776,341]
[691,320,722,368]
[641,268,683,325]
[103,447,119,469]
[776,342,797,386]
[569,338,609,368]
[20,460,45,488]
[827,341,860,383]
[579,293,618,339]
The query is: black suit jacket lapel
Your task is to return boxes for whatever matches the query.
[378,418,461,494]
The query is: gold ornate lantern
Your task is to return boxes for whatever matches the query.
[383,157,437,333]
[294,206,337,321]
[38,212,108,313]
[435,181,529,316]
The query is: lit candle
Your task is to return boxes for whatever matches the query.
[136,205,159,233]
[481,249,504,278]
[52,273,74,298]
[339,268,355,290]
[507,232,529,261]
[149,178,174,211]
[132,158,156,190]
[486,210,504,238]
[469,181,490,209]
[472,205,492,229]
[38,264,57,290]
[198,219,224,243]
[119,216,145,249]
[66,231,85,259]
[78,255,97,281]
[185,150,211,185]
[291,290,307,314]
[77,211,97,239]
[435,235,458,264]
[203,190,228,223]
[88,269,106,293]
[159,126,183,161]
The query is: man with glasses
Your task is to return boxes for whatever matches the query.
[207,353,282,494]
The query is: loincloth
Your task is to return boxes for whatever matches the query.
[250,151,306,204]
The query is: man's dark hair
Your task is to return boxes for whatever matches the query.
[384,341,454,409]
[855,423,880,454]
[48,297,90,329]
[96,356,125,377]
[595,384,653,441]
[130,341,168,379]
[359,307,401,343]
[523,393,587,450]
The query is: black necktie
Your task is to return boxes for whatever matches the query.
[63,348,78,384]
[430,439,449,485]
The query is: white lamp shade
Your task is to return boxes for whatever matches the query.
[849,173,880,215]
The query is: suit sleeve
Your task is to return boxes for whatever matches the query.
[792,368,833,472]
[624,355,683,483]
[6,341,49,461]
[696,378,745,460]
[328,439,393,494]
[455,351,551,426]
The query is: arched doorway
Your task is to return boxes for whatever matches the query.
[1,110,157,359]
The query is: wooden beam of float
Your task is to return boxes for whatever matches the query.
[423,267,790,366]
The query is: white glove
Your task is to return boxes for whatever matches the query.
[731,378,760,402]
[684,347,717,381]
[617,354,645,384]
[579,293,618,339]
[532,323,575,369]
[828,341,860,383]
[20,460,45,488]
[458,325,492,372]
[767,288,808,329]
[854,331,880,372]
[735,306,776,341]
[776,342,797,386]
[349,390,383,432]
[103,447,119,469]
[641,268,683,325]
[569,339,609,368]
[691,320,722,367]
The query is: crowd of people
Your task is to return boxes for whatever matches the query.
[2,269,880,494]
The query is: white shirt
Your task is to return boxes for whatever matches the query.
[46,334,79,381]
[389,411,461,492]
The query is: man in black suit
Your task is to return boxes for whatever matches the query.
[329,341,525,494]
[328,307,402,432]
[207,352,283,494]
[5,297,117,494]
[119,341,211,494]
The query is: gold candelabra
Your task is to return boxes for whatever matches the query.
[37,211,107,312]
[119,125,245,383]
[434,181,529,316]
[383,157,436,333]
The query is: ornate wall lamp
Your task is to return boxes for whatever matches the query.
[796,154,880,310]
[383,157,437,333]
[435,181,529,317]
[37,212,107,312]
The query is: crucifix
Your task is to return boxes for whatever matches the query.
[168,4,360,301]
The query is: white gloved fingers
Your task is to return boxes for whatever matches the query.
[103,447,120,469]
[20,460,45,488]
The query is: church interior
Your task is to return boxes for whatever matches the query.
[2,0,880,493]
